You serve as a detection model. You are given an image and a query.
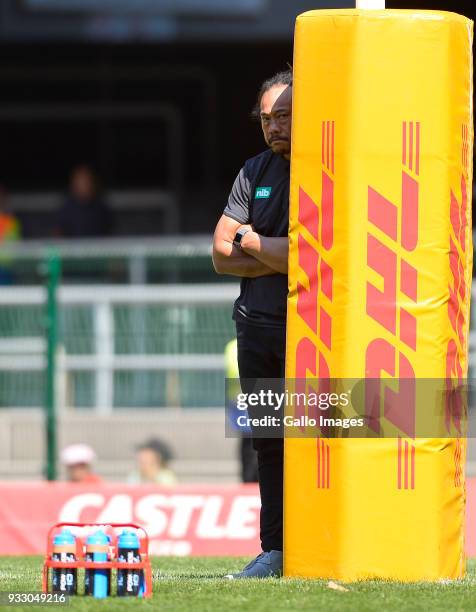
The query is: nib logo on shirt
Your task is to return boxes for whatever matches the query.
[255,186,272,199]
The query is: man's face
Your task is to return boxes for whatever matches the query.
[137,448,162,481]
[71,167,95,202]
[66,463,91,483]
[260,84,292,158]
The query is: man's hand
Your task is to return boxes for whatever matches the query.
[239,226,260,251]
[240,232,288,275]
[212,215,277,278]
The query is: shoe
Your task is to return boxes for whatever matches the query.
[224,551,283,579]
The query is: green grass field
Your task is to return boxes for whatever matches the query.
[1,556,476,612]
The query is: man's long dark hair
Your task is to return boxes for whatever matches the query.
[251,68,293,120]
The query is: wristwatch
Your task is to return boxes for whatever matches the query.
[233,227,250,248]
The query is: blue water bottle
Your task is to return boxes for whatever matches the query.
[117,530,143,597]
[51,530,77,595]
[84,531,110,598]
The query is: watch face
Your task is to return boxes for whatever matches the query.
[234,228,249,246]
[234,229,246,244]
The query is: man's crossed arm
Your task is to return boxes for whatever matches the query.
[212,215,288,278]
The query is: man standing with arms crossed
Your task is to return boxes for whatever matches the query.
[213,70,292,578]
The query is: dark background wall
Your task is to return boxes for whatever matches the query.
[0,0,474,236]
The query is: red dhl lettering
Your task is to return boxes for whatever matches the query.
[317,438,330,489]
[295,121,335,480]
[367,235,397,335]
[297,234,319,334]
[365,339,416,439]
[366,121,420,489]
[445,124,471,446]
[295,120,335,379]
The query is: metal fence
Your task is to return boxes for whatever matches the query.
[1,235,219,284]
[1,235,476,413]
[0,283,239,411]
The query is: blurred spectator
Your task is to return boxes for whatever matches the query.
[0,185,21,284]
[56,164,113,238]
[0,185,21,241]
[60,443,102,483]
[128,438,177,485]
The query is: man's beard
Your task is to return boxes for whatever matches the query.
[269,140,290,157]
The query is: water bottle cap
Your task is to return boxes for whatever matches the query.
[118,529,140,549]
[86,530,110,546]
[53,529,76,546]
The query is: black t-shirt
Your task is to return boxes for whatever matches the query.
[223,149,289,327]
